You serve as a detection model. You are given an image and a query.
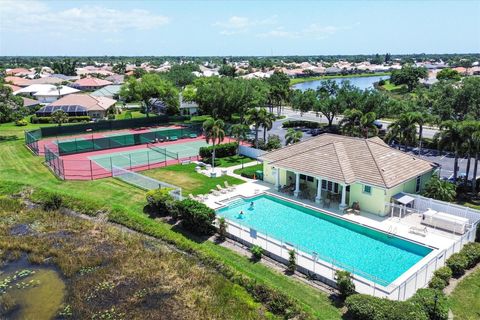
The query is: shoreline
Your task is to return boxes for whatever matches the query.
[290,72,391,85]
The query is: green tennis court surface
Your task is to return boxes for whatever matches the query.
[88,140,211,170]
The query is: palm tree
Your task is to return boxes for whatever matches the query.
[423,175,456,202]
[285,128,303,145]
[359,111,378,138]
[471,130,480,192]
[203,119,225,171]
[262,111,276,142]
[230,123,249,154]
[462,121,480,191]
[246,108,266,149]
[51,110,68,127]
[386,113,417,150]
[436,121,463,182]
[339,109,363,137]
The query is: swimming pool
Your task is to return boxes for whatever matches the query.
[216,194,433,285]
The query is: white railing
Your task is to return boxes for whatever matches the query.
[220,200,479,301]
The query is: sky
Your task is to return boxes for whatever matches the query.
[0,0,479,56]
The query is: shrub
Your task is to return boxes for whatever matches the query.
[145,188,175,216]
[250,245,263,261]
[248,283,300,317]
[334,270,356,298]
[433,266,452,285]
[409,288,449,320]
[461,242,480,268]
[31,116,91,124]
[199,142,238,159]
[345,294,428,320]
[287,249,296,273]
[177,199,216,235]
[265,134,282,151]
[428,276,447,290]
[15,119,28,126]
[446,252,469,277]
[42,193,63,211]
[217,217,227,241]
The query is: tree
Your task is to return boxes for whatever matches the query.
[436,68,461,81]
[119,73,179,116]
[262,111,276,142]
[266,70,291,116]
[52,59,77,76]
[51,110,68,126]
[436,121,463,182]
[291,89,315,116]
[218,64,236,77]
[314,80,344,126]
[384,53,392,63]
[0,84,26,123]
[390,65,428,92]
[461,121,480,191]
[334,270,356,299]
[246,108,266,149]
[203,118,225,171]
[230,123,249,154]
[285,128,303,145]
[423,175,456,202]
[181,85,196,102]
[386,113,418,150]
[164,63,199,87]
[339,109,378,138]
[112,62,127,74]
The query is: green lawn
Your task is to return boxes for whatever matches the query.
[449,268,480,320]
[115,111,146,120]
[142,163,245,195]
[0,122,342,319]
[290,72,391,85]
[379,80,406,92]
[234,163,264,178]
[215,155,255,167]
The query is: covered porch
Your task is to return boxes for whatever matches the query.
[271,166,349,210]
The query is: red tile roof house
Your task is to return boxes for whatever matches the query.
[4,76,33,87]
[71,77,113,91]
[44,94,117,119]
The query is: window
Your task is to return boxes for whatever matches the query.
[300,174,306,181]
[363,185,372,195]
[415,176,421,193]
[322,180,339,193]
[307,176,314,182]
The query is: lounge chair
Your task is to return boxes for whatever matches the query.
[224,181,235,192]
[409,226,427,237]
[216,184,228,194]
[189,193,204,202]
[210,189,221,196]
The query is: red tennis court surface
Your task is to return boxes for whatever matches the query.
[47,136,241,180]
[37,124,183,156]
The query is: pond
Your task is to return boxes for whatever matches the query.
[292,75,389,91]
[0,257,66,320]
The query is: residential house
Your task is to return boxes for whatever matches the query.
[91,85,122,99]
[37,94,116,119]
[4,76,33,87]
[71,77,113,91]
[21,97,41,109]
[13,84,80,104]
[260,134,437,216]
[105,74,125,84]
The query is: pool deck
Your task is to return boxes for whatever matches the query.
[204,177,460,254]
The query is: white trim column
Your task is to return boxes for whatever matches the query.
[315,178,322,203]
[339,184,347,209]
[294,172,300,197]
[274,167,280,191]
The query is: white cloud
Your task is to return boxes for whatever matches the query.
[214,15,277,35]
[0,0,170,33]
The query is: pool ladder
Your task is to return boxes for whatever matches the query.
[387,225,397,237]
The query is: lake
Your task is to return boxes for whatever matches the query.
[292,75,390,91]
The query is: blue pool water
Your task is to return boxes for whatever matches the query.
[217,194,432,285]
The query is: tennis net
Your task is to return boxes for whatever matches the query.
[147,143,179,160]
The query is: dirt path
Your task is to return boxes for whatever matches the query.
[444,263,480,295]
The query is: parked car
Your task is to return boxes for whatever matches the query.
[373,120,383,129]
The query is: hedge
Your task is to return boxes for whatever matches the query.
[177,199,216,235]
[31,115,91,124]
[282,120,322,129]
[199,142,238,159]
[345,294,428,320]
[446,252,469,277]
[433,266,452,285]
[409,289,449,320]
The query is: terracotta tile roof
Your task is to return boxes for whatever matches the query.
[4,84,22,92]
[22,97,40,107]
[4,76,32,87]
[49,94,116,111]
[260,134,436,188]
[6,68,32,76]
[72,77,112,87]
